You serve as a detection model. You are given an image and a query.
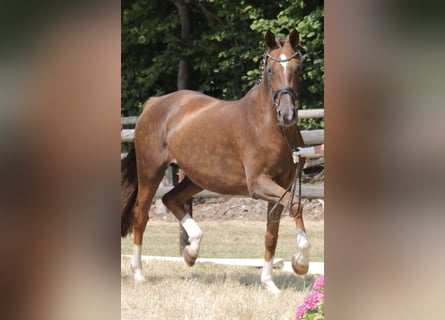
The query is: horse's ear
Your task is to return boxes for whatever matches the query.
[265,30,277,49]
[289,30,299,49]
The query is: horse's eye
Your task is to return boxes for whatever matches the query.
[267,68,272,74]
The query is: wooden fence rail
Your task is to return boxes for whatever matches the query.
[121,108,324,199]
[122,109,324,144]
[121,128,324,145]
[121,108,324,126]
[154,185,323,200]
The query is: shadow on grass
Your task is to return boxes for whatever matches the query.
[189,267,315,291]
[268,273,315,291]
[122,259,316,291]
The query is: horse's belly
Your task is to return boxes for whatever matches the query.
[175,155,249,196]
[193,172,249,196]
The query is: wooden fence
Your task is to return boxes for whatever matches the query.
[121,109,324,199]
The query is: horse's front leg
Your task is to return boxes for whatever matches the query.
[249,175,311,288]
[291,204,311,275]
[261,202,284,294]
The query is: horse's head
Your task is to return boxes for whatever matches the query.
[264,30,302,126]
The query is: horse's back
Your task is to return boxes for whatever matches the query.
[143,90,221,115]
[141,89,238,138]
[137,90,211,134]
[136,89,229,151]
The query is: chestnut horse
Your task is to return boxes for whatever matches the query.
[121,30,311,293]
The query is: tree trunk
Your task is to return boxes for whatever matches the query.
[171,0,192,254]
[171,0,190,90]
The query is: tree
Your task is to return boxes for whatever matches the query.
[171,0,191,90]
[122,0,324,130]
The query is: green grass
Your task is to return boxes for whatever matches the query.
[121,218,324,262]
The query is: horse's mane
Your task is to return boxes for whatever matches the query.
[256,52,267,85]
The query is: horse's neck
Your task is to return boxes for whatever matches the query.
[244,83,276,124]
[245,83,299,148]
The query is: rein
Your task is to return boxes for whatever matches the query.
[267,174,303,223]
[267,127,303,223]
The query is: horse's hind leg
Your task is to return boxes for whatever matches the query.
[131,171,165,282]
[261,202,284,294]
[162,176,203,266]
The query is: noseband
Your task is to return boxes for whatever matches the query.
[264,51,301,110]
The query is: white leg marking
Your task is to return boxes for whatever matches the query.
[131,244,146,282]
[295,230,311,266]
[294,252,310,266]
[317,199,325,210]
[279,54,288,74]
[261,259,280,294]
[297,230,311,251]
[181,214,203,256]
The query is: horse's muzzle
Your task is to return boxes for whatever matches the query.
[274,88,298,126]
[277,107,297,126]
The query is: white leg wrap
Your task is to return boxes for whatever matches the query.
[131,244,145,282]
[261,259,280,294]
[181,214,203,256]
[297,230,311,251]
[295,230,311,267]
[294,252,309,266]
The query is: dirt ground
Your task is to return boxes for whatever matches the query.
[149,196,323,222]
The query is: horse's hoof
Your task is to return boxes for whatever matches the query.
[133,269,146,282]
[291,256,309,275]
[183,246,197,267]
[261,280,281,294]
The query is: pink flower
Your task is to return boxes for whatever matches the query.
[312,275,324,292]
[296,276,325,319]
[296,304,306,318]
[302,291,324,310]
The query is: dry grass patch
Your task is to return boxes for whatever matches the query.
[121,218,323,319]
[121,259,315,320]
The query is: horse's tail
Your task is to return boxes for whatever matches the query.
[121,97,161,236]
[121,143,138,237]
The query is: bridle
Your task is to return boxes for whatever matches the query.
[263,51,301,112]
[261,50,304,222]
